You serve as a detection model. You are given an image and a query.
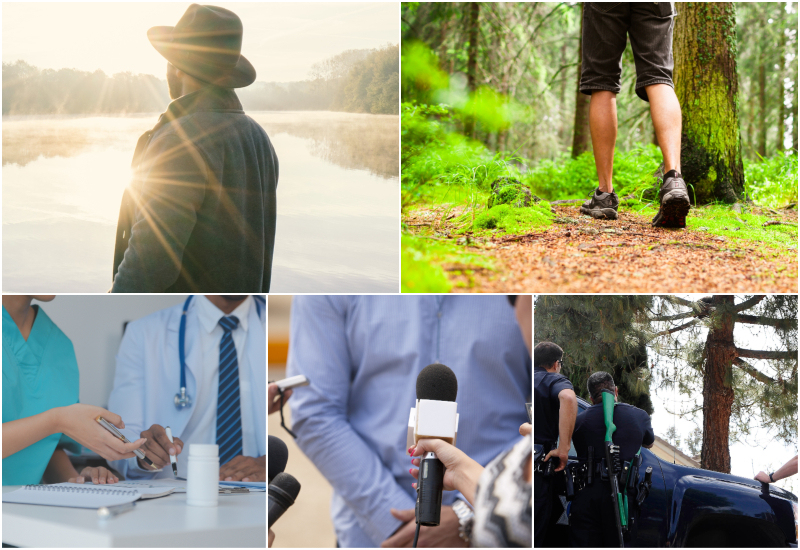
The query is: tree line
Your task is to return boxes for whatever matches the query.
[2,44,398,115]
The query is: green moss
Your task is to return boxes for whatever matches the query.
[470,202,553,234]
[632,202,796,252]
[401,234,495,292]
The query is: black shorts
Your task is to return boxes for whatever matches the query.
[580,2,676,102]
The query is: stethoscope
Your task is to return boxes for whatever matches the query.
[174,295,266,410]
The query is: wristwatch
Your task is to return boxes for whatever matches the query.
[769,472,776,483]
[452,499,474,545]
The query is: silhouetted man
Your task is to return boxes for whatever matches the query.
[112,4,278,292]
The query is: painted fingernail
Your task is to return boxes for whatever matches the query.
[412,483,417,489]
[409,468,414,475]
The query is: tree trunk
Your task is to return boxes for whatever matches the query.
[758,62,767,157]
[571,3,591,158]
[674,2,744,203]
[463,2,480,139]
[778,47,787,153]
[700,295,737,473]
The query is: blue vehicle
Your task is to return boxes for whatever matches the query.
[545,396,798,547]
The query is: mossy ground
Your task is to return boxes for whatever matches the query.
[402,195,797,292]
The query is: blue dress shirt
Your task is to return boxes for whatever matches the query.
[286,296,531,547]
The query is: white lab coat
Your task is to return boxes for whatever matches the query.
[108,298,266,479]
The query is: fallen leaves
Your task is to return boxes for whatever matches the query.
[404,204,798,293]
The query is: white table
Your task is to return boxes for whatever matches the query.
[2,485,266,547]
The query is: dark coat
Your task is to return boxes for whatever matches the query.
[112,87,278,292]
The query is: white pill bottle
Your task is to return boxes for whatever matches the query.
[187,444,219,507]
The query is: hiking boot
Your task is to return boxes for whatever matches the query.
[580,188,619,220]
[652,171,691,228]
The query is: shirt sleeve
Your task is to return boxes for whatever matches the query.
[107,319,156,480]
[641,411,655,447]
[286,297,416,545]
[112,133,208,292]
[550,375,574,400]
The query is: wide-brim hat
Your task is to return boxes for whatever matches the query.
[148,4,256,89]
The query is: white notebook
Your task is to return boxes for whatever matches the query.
[2,482,174,509]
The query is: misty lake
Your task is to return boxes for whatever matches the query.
[2,111,399,292]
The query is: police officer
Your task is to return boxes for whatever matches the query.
[534,342,577,547]
[569,372,654,547]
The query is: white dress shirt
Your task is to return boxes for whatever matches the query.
[118,295,260,479]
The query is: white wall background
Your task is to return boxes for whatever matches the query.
[36,295,187,408]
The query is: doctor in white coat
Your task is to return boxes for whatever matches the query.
[108,295,266,481]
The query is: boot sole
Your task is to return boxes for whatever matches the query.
[580,206,618,220]
[652,194,690,228]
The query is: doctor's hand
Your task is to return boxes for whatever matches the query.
[69,466,119,485]
[57,404,146,462]
[268,383,292,415]
[138,424,184,470]
[219,455,266,482]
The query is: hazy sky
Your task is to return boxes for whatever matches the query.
[3,2,398,82]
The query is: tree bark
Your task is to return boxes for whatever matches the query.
[778,47,787,153]
[571,3,591,158]
[700,295,736,473]
[674,2,744,203]
[463,2,480,139]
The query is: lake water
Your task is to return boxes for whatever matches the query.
[2,111,399,292]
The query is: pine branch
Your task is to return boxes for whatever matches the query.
[734,295,767,312]
[652,319,701,337]
[650,311,700,322]
[736,348,797,361]
[736,314,798,330]
[667,296,698,307]
[733,357,798,393]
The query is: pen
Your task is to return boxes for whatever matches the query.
[95,416,159,471]
[165,426,178,477]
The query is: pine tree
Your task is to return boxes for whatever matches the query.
[650,295,797,473]
[534,295,655,413]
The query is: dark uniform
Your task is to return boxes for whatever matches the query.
[569,401,655,547]
[534,366,574,546]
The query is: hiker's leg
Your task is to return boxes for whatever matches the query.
[589,91,617,194]
[646,83,681,174]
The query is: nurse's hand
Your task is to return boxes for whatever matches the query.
[57,404,146,461]
[70,466,119,484]
[219,455,266,482]
[138,424,184,470]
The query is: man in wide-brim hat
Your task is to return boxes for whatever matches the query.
[112,4,279,293]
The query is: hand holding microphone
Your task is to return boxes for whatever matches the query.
[409,440,484,506]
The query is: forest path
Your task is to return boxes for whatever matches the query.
[408,204,798,293]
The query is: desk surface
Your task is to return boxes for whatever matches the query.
[2,485,266,548]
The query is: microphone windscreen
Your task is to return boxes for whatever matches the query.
[271,472,301,500]
[416,363,458,402]
[269,435,289,482]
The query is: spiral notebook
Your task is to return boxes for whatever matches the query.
[2,482,174,509]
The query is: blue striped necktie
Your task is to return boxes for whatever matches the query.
[216,315,242,465]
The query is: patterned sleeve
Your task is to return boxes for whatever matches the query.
[471,435,533,548]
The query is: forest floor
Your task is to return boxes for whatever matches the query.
[404,202,798,293]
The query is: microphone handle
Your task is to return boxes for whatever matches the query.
[268,486,295,528]
[416,451,445,526]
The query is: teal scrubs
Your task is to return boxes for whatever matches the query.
[3,305,81,485]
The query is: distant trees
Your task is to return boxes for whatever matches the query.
[2,60,168,115]
[2,45,399,116]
